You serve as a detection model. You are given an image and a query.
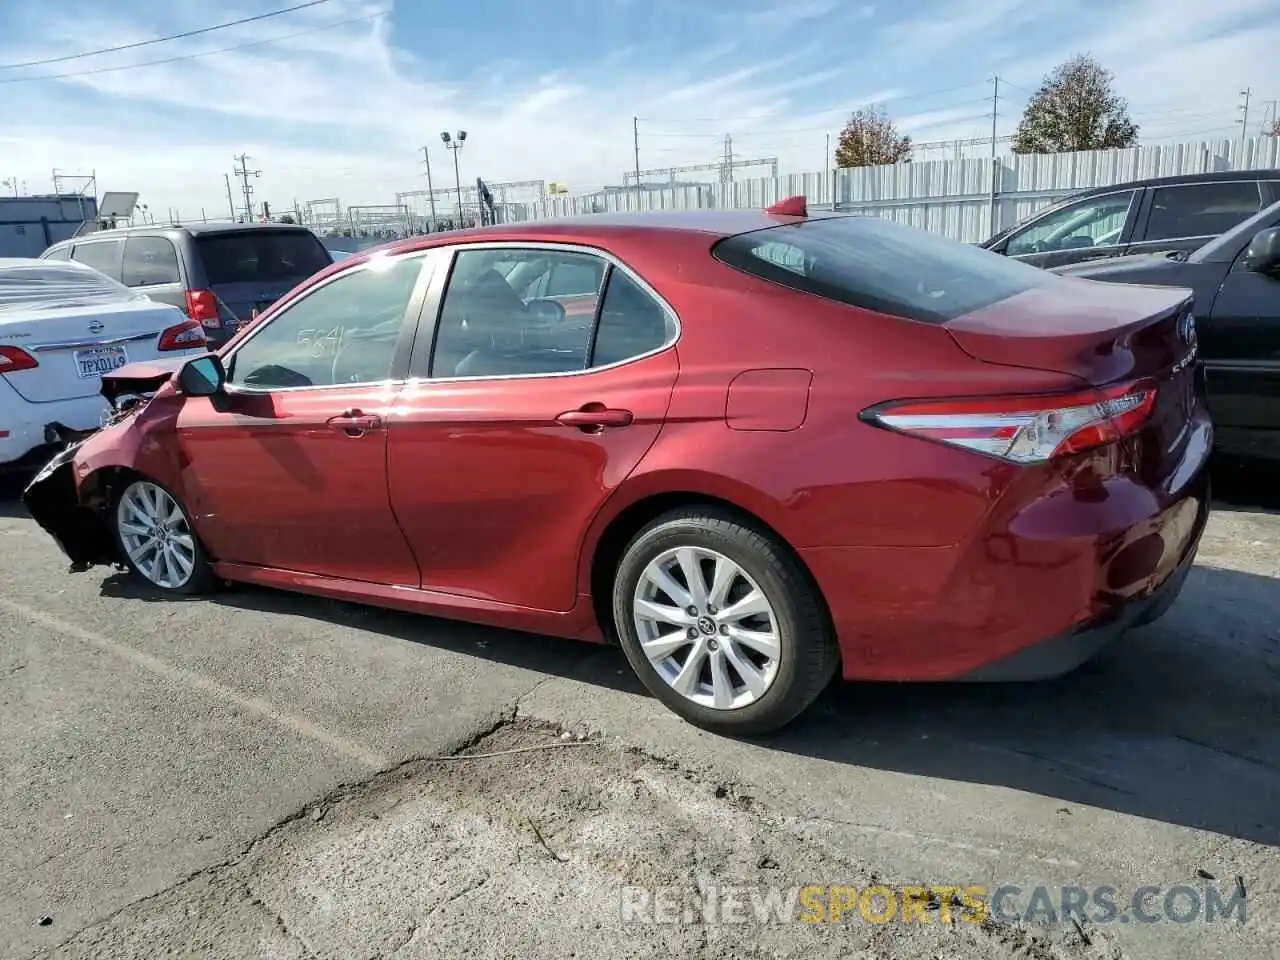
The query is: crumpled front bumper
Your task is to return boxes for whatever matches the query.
[21,442,118,572]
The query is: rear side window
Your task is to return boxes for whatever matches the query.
[122,236,181,287]
[1142,181,1264,243]
[713,215,1049,324]
[70,240,123,279]
[195,230,332,284]
[41,245,71,261]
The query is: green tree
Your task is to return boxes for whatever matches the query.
[835,105,912,167]
[1013,54,1139,154]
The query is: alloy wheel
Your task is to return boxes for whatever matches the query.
[632,546,782,710]
[116,481,198,589]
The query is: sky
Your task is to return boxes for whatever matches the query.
[0,0,1278,219]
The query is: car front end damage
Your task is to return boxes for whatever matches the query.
[21,439,118,571]
[20,358,191,572]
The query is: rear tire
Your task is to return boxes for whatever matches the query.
[611,507,838,736]
[111,477,215,595]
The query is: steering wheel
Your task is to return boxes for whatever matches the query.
[526,298,567,324]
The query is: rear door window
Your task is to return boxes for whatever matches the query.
[195,229,332,285]
[713,215,1049,325]
[1142,181,1265,243]
[121,236,182,287]
[41,245,71,261]
[70,240,123,280]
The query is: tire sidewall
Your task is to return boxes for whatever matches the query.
[612,515,809,732]
[112,477,211,595]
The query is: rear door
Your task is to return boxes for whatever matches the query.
[388,242,680,611]
[1196,250,1280,444]
[191,227,334,331]
[120,234,188,312]
[1127,180,1268,259]
[68,238,124,281]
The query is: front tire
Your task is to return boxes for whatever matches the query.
[612,507,838,736]
[112,478,214,595]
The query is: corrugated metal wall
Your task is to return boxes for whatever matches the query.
[506,135,1280,242]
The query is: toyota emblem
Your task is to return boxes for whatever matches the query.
[88,319,105,334]
[1178,312,1197,347]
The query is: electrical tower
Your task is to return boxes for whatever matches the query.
[624,154,778,187]
[233,154,261,222]
[720,134,735,185]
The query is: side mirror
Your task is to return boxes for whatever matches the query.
[1242,227,1280,274]
[177,355,225,397]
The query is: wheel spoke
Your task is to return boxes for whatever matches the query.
[170,532,195,551]
[167,544,193,579]
[707,555,739,609]
[119,520,150,538]
[723,640,769,699]
[634,598,695,627]
[670,640,707,696]
[718,589,771,624]
[644,563,693,610]
[709,651,734,709]
[640,631,692,663]
[727,625,780,660]
[675,547,707,609]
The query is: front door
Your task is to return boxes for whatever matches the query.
[1199,258,1280,453]
[387,244,681,611]
[175,250,436,584]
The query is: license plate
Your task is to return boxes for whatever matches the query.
[74,345,128,379]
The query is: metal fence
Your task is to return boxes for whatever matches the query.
[510,134,1280,243]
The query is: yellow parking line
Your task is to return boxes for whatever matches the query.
[0,596,387,770]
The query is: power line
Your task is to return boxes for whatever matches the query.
[0,0,334,71]
[0,9,389,85]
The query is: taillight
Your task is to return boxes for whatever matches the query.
[862,379,1158,464]
[157,320,209,352]
[0,345,39,373]
[185,289,221,329]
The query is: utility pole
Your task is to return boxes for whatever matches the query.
[989,75,1001,237]
[233,153,261,222]
[633,116,642,206]
[223,173,236,219]
[1238,87,1252,165]
[420,145,438,229]
[720,134,735,185]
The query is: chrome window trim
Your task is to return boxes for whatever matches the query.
[220,247,437,396]
[409,239,682,385]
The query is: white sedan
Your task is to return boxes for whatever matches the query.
[0,258,208,469]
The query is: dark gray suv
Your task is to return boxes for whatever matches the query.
[39,222,334,348]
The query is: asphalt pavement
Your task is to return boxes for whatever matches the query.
[0,463,1276,959]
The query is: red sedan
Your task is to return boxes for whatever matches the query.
[22,199,1212,734]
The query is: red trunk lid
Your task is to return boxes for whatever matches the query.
[943,275,1194,387]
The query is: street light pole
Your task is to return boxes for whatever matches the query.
[441,130,468,227]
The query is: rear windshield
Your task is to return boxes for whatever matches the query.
[713,215,1051,324]
[196,229,332,285]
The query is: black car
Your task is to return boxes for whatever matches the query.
[39,222,334,348]
[981,170,1280,270]
[1054,198,1280,463]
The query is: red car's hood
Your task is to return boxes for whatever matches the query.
[100,354,201,405]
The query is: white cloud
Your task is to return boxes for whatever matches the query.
[0,0,1276,217]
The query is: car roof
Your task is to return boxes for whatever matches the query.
[360,208,816,260]
[1055,168,1279,200]
[56,221,319,243]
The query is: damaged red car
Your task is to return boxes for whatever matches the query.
[22,200,1212,734]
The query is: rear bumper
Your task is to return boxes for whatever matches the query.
[802,416,1213,682]
[0,386,108,469]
